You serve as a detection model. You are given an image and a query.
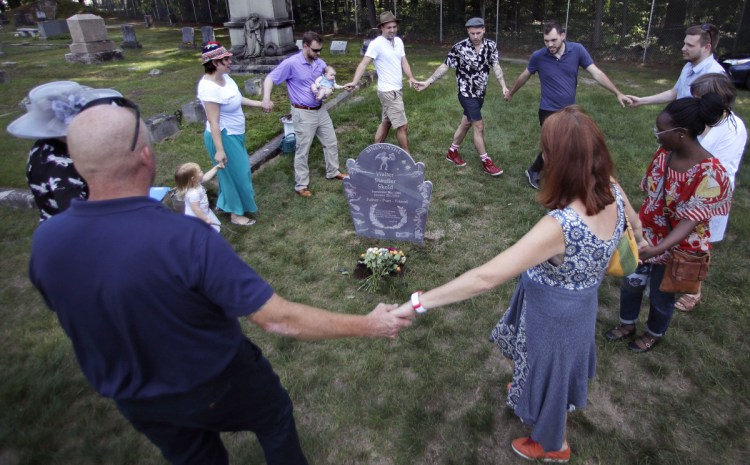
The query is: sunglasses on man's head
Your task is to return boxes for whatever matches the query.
[79,97,141,151]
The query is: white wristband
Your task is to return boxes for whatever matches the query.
[411,291,428,314]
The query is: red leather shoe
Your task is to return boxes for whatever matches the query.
[511,437,571,463]
[329,173,348,180]
[295,188,313,197]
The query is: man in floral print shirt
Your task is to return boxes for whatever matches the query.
[414,17,508,177]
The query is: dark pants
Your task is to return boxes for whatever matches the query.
[619,263,676,337]
[529,108,558,173]
[116,339,308,465]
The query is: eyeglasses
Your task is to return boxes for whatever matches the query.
[309,47,323,53]
[80,97,141,151]
[653,126,684,138]
[700,24,713,50]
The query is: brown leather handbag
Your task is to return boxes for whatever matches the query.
[659,247,710,294]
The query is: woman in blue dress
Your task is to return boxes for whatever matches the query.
[394,106,643,463]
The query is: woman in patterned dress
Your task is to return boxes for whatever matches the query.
[605,93,732,352]
[393,106,643,462]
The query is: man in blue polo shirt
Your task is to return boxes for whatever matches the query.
[29,101,411,465]
[505,20,631,189]
[261,30,346,198]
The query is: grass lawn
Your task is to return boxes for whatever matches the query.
[1,18,749,465]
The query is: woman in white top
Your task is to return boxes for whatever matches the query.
[676,73,747,311]
[197,41,263,226]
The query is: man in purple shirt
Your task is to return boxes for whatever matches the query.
[262,31,346,198]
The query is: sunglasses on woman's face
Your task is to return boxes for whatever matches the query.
[79,97,141,151]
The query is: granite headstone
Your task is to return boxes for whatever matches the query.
[120,24,141,48]
[343,143,432,244]
[65,14,123,64]
[200,26,214,46]
[180,27,195,48]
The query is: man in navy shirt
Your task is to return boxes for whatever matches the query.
[504,20,631,189]
[29,101,411,465]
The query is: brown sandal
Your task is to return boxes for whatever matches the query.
[675,292,701,312]
[604,324,636,342]
[628,333,661,353]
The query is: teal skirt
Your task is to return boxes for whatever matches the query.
[203,130,258,215]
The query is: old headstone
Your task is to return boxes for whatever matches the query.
[180,27,195,48]
[295,39,302,50]
[146,113,180,142]
[224,0,296,57]
[200,26,214,46]
[181,99,207,124]
[120,24,141,49]
[65,14,123,64]
[0,70,9,84]
[244,77,262,96]
[38,20,69,39]
[343,143,433,244]
[143,15,153,28]
[330,40,347,54]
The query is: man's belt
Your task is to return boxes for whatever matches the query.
[292,104,321,110]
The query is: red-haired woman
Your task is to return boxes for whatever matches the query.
[393,106,643,462]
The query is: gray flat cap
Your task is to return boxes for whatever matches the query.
[465,17,485,28]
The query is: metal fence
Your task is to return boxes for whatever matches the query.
[91,0,750,63]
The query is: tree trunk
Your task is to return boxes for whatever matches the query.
[366,0,377,28]
[593,0,604,49]
[662,0,688,45]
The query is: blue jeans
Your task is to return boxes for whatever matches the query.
[116,339,308,465]
[619,263,676,337]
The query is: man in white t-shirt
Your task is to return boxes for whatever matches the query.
[344,11,417,153]
[627,24,725,106]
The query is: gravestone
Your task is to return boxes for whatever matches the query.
[120,24,141,49]
[38,20,69,39]
[143,15,153,28]
[180,27,195,48]
[343,143,433,244]
[295,39,302,50]
[65,14,123,64]
[181,99,207,124]
[330,40,347,54]
[224,0,296,57]
[146,113,180,142]
[0,70,9,84]
[200,26,214,46]
[244,77,262,96]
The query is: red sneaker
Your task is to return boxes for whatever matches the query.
[446,148,467,167]
[511,437,571,463]
[482,157,503,176]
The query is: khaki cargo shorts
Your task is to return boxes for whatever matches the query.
[377,90,408,128]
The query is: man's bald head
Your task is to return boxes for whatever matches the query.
[68,104,154,199]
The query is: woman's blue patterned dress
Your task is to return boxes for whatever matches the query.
[489,186,625,451]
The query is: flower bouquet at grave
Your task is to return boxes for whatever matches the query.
[358,247,407,293]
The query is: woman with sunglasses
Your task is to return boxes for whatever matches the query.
[197,41,262,226]
[605,93,732,352]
